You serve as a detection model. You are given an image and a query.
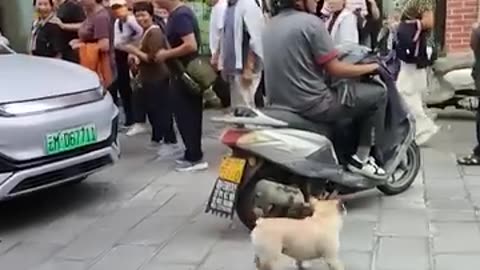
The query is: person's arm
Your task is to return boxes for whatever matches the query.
[243,0,265,65]
[337,13,360,44]
[93,14,112,52]
[307,20,378,78]
[127,16,144,41]
[420,0,434,30]
[368,0,380,20]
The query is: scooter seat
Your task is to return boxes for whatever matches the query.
[262,108,333,138]
[433,54,474,75]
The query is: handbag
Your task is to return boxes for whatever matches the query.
[162,34,217,96]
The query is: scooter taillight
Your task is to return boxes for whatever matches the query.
[220,128,250,146]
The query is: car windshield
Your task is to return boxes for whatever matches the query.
[0,43,12,55]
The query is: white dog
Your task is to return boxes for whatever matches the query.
[251,196,345,270]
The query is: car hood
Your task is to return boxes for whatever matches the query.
[0,54,101,103]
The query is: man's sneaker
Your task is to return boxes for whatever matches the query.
[157,144,183,159]
[175,157,188,165]
[147,140,163,150]
[126,123,149,136]
[347,155,386,180]
[175,160,209,172]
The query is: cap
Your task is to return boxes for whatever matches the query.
[110,0,127,7]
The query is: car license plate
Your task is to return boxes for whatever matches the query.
[218,157,246,184]
[45,124,97,155]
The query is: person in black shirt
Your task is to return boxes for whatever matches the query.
[457,23,480,165]
[54,0,86,62]
[30,0,63,58]
[153,0,208,172]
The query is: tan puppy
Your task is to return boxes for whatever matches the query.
[251,197,345,270]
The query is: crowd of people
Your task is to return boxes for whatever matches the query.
[24,0,468,176]
[29,0,207,172]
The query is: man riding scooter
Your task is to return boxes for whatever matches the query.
[263,0,387,179]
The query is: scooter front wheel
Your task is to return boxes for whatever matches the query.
[377,142,421,195]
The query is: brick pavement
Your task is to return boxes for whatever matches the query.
[0,111,479,270]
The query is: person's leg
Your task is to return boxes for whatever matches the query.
[154,79,183,158]
[212,72,231,108]
[243,73,261,107]
[303,82,387,178]
[458,77,480,165]
[108,79,120,106]
[172,79,208,171]
[159,80,177,144]
[142,81,162,144]
[229,75,244,109]
[115,50,134,126]
[127,81,149,136]
[254,72,265,108]
[396,62,439,145]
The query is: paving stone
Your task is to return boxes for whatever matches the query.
[94,205,158,230]
[435,254,480,270]
[0,242,61,270]
[425,182,467,200]
[463,176,480,187]
[123,185,177,208]
[142,264,196,270]
[461,166,480,176]
[427,198,474,210]
[339,251,371,270]
[340,220,376,252]
[379,209,429,237]
[55,226,126,260]
[0,239,18,256]
[153,214,227,264]
[428,210,476,222]
[432,222,480,253]
[380,186,426,209]
[151,192,206,217]
[376,237,430,270]
[424,164,461,179]
[22,215,97,245]
[343,193,381,222]
[89,245,156,270]
[35,259,89,270]
[118,216,185,246]
[198,239,254,270]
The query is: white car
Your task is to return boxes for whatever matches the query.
[0,39,120,201]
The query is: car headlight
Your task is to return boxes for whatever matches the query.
[0,89,104,117]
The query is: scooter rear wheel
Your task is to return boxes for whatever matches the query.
[235,176,259,231]
[377,142,421,195]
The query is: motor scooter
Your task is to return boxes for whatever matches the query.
[204,44,421,230]
[425,54,477,111]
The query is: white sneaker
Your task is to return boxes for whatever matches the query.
[347,155,386,180]
[126,123,149,136]
[175,160,209,172]
[416,125,440,146]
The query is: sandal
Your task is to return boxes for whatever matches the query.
[457,154,480,166]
